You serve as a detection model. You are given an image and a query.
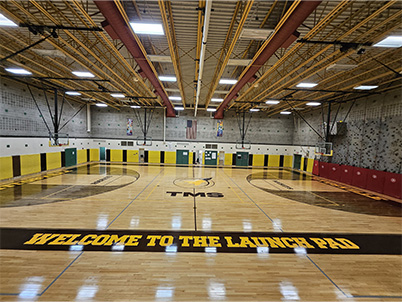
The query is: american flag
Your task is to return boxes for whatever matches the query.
[186,120,197,139]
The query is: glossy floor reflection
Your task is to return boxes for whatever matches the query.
[0,163,401,301]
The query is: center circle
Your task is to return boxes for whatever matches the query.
[173,177,215,188]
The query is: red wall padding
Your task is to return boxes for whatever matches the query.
[312,160,319,175]
[351,167,368,189]
[339,165,353,184]
[319,162,328,178]
[366,170,385,194]
[309,161,401,200]
[326,163,341,182]
[383,172,401,199]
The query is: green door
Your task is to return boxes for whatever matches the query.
[236,152,249,166]
[176,150,189,165]
[65,148,77,167]
[99,147,106,161]
[204,150,217,165]
[293,154,302,169]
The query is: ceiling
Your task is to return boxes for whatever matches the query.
[0,0,401,118]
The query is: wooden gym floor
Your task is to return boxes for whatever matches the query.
[0,163,401,301]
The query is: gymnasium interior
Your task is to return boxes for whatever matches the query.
[0,1,401,301]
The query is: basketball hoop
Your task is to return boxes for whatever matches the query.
[314,142,333,157]
[236,140,251,150]
[49,133,69,147]
[136,137,152,146]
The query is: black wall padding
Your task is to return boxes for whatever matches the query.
[12,155,21,177]
[40,153,47,171]
[160,151,165,163]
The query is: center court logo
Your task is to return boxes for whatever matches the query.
[173,177,215,188]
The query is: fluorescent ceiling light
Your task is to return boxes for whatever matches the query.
[207,108,216,112]
[0,13,18,27]
[211,98,224,102]
[280,111,291,115]
[219,79,237,85]
[5,68,32,75]
[266,100,280,105]
[66,91,81,96]
[214,90,229,94]
[240,28,274,40]
[131,105,141,109]
[306,102,321,106]
[227,59,252,66]
[250,108,260,112]
[148,55,172,63]
[96,103,107,107]
[72,71,94,78]
[175,107,184,111]
[296,82,317,88]
[130,22,164,35]
[110,93,125,98]
[169,96,182,101]
[354,85,378,90]
[373,36,402,48]
[159,76,177,82]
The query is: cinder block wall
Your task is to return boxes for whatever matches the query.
[292,89,402,174]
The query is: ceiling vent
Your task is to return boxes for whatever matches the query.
[326,64,358,71]
[240,28,275,40]
[147,55,172,63]
[227,59,252,66]
[33,49,66,58]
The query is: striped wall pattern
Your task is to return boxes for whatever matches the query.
[0,148,313,181]
[103,150,312,171]
[0,148,99,181]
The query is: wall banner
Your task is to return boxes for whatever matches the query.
[217,120,223,137]
[127,118,133,136]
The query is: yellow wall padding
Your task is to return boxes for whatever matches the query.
[20,154,41,176]
[111,149,123,162]
[127,150,139,163]
[306,158,314,172]
[224,153,232,165]
[268,155,280,167]
[300,157,305,170]
[77,149,87,164]
[164,151,176,164]
[0,157,13,180]
[283,155,293,168]
[148,151,160,163]
[189,152,193,165]
[90,149,99,162]
[252,154,264,166]
[46,152,61,170]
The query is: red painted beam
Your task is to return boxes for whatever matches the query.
[94,1,176,117]
[214,1,321,119]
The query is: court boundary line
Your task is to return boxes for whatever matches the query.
[39,251,84,296]
[105,169,163,229]
[221,170,280,229]
[1,166,400,299]
[0,251,83,297]
[222,168,402,299]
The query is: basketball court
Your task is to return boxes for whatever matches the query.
[0,0,401,301]
[0,163,401,301]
